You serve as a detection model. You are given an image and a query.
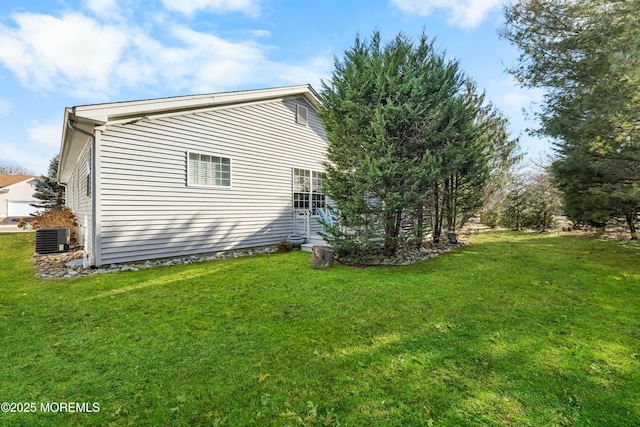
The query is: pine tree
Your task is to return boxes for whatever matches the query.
[502,0,640,238]
[320,31,518,259]
[500,175,528,231]
[320,32,469,258]
[32,155,65,209]
[524,171,562,232]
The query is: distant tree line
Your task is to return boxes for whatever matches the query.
[483,170,562,232]
[0,160,33,175]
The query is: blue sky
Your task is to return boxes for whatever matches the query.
[0,0,546,175]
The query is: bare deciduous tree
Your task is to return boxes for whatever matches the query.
[0,160,33,175]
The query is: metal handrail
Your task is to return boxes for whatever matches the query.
[292,209,311,238]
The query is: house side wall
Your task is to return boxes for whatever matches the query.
[0,179,40,217]
[97,97,328,265]
[65,142,93,253]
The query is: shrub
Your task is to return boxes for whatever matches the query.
[31,206,79,245]
[276,239,292,252]
[481,206,502,228]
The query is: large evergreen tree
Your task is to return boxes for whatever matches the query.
[32,154,65,209]
[320,32,467,257]
[501,0,640,238]
[320,31,518,260]
[438,83,520,239]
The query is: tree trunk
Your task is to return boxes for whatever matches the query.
[444,176,454,231]
[383,209,402,257]
[452,173,459,232]
[384,212,394,256]
[311,246,334,269]
[395,210,402,241]
[415,204,424,248]
[626,211,638,240]
[433,182,442,243]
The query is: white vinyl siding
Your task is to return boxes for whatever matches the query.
[65,142,93,252]
[187,152,231,187]
[93,99,327,265]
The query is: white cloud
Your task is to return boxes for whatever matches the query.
[250,29,271,38]
[84,0,120,17]
[499,90,537,111]
[0,137,50,175]
[161,0,261,17]
[27,119,61,150]
[152,26,331,93]
[0,118,64,176]
[390,0,502,28]
[0,12,128,98]
[274,56,333,89]
[482,77,554,159]
[0,9,329,100]
[491,77,544,114]
[110,24,271,93]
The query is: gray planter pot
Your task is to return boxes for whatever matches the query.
[287,234,306,248]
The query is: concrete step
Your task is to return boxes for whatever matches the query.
[301,235,331,253]
[308,235,328,246]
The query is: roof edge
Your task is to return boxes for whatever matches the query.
[57,84,323,183]
[0,174,39,188]
[71,84,322,124]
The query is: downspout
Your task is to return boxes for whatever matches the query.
[67,120,99,267]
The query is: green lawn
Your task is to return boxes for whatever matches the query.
[0,231,638,426]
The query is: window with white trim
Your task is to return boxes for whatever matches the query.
[86,147,92,198]
[293,168,326,214]
[188,152,231,187]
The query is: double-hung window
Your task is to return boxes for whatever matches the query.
[311,171,326,214]
[293,168,310,210]
[293,168,326,215]
[188,152,231,187]
[86,147,92,198]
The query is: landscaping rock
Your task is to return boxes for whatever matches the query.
[65,259,84,268]
[33,245,279,279]
[335,240,469,267]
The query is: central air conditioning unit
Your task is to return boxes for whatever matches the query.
[35,228,70,254]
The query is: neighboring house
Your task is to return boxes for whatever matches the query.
[58,85,329,267]
[0,175,42,217]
